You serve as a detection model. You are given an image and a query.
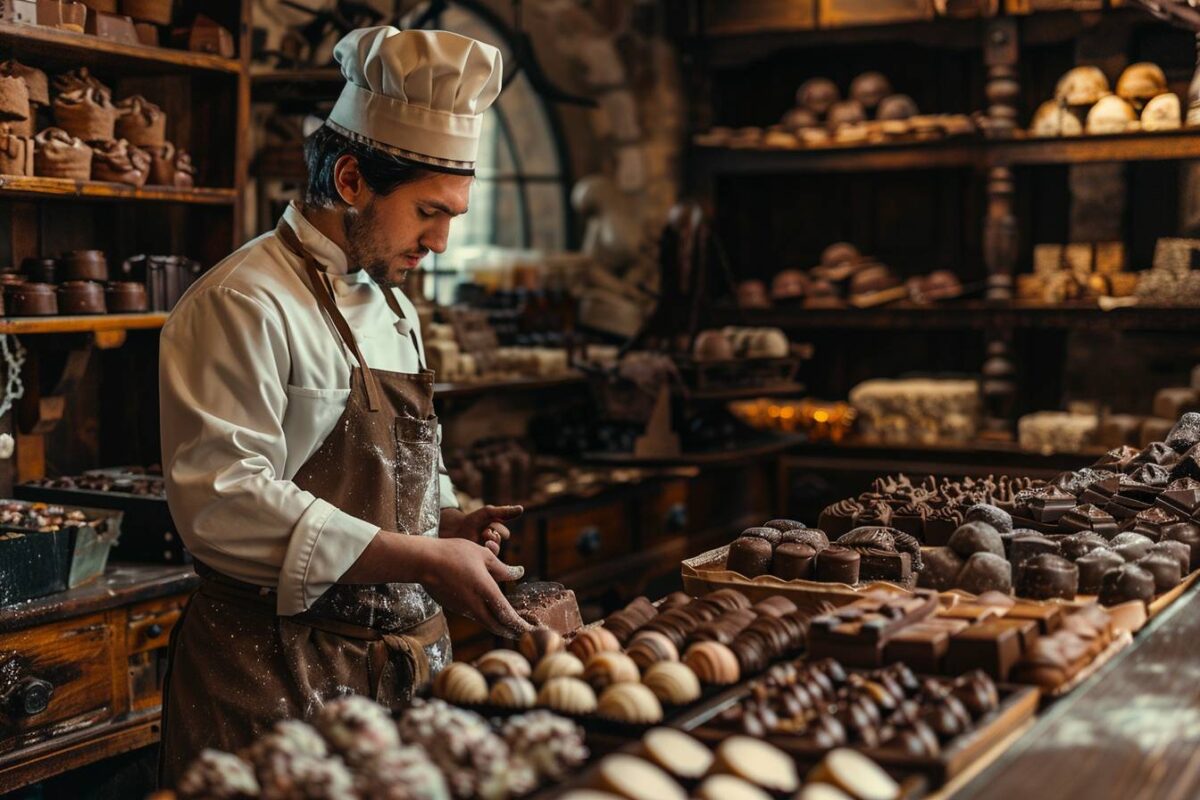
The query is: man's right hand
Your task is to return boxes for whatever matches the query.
[419,538,532,640]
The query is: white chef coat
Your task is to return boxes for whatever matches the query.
[160,201,458,617]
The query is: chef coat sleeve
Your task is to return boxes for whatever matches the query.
[160,285,381,616]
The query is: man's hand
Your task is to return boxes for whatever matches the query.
[439,505,523,556]
[420,538,532,640]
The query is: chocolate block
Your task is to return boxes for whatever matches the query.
[1157,478,1200,517]
[1169,445,1200,482]
[1134,441,1181,467]
[1059,504,1119,539]
[883,623,953,673]
[1015,486,1076,523]
[891,503,927,539]
[1128,507,1182,541]
[508,582,582,635]
[1005,602,1064,634]
[993,617,1040,652]
[946,621,1023,681]
[1165,412,1200,453]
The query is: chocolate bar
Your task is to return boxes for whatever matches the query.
[945,620,1023,681]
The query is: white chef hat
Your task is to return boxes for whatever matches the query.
[326,27,503,173]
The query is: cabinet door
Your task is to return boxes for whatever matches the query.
[545,502,631,578]
[0,613,116,754]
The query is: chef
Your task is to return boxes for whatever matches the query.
[157,26,532,784]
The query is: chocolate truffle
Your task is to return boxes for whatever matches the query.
[1017,554,1079,600]
[965,503,1013,533]
[813,545,861,584]
[726,536,773,578]
[740,526,782,547]
[949,522,1005,559]
[1134,553,1182,592]
[957,553,1012,595]
[1165,523,1200,571]
[1060,532,1112,561]
[1111,532,1154,562]
[1149,540,1191,576]
[763,518,805,532]
[770,542,817,581]
[918,547,964,591]
[1098,564,1156,606]
[1076,549,1126,594]
[779,528,829,550]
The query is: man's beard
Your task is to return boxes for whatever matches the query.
[343,199,407,288]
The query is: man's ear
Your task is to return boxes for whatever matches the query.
[332,154,366,207]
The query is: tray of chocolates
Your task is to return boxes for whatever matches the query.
[680,657,1038,788]
[0,499,122,606]
[538,726,926,800]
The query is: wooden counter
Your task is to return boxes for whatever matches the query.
[951,583,1200,800]
[0,564,198,793]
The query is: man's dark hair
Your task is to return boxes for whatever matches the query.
[303,124,449,207]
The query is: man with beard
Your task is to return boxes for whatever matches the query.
[157,26,531,783]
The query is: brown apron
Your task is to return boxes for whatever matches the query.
[159,221,451,786]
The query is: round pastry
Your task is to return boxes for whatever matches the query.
[808,748,901,800]
[1060,532,1112,561]
[697,775,772,800]
[312,694,399,767]
[1111,532,1154,562]
[1134,553,1181,592]
[771,542,817,581]
[594,754,686,800]
[1098,563,1156,606]
[583,651,639,691]
[1076,549,1126,595]
[917,547,964,591]
[568,627,621,662]
[949,522,1005,559]
[533,651,585,685]
[726,536,773,578]
[1016,553,1079,600]
[1149,540,1191,576]
[713,736,799,793]
[489,676,538,709]
[683,641,740,685]
[519,628,564,663]
[957,552,1012,595]
[432,662,488,705]
[965,503,1013,534]
[34,128,91,180]
[475,649,531,681]
[91,138,151,187]
[537,676,597,714]
[597,682,663,724]
[641,661,701,706]
[176,749,259,800]
[740,526,782,547]
[114,95,165,147]
[641,727,713,779]
[626,631,678,671]
[814,545,861,584]
[53,87,115,142]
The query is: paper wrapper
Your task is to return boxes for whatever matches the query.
[682,544,914,614]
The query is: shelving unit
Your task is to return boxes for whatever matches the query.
[0,313,168,335]
[0,176,238,204]
[0,20,243,74]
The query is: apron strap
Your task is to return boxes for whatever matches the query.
[379,285,428,372]
[276,220,383,412]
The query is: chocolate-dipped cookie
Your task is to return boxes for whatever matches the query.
[949,522,1005,559]
[1016,554,1079,600]
[1134,553,1182,592]
[726,536,773,578]
[957,552,1012,595]
[813,545,861,584]
[917,547,964,591]
[1098,564,1156,606]
[1076,549,1126,594]
[770,542,817,581]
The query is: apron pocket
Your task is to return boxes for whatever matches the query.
[393,416,441,535]
[393,416,438,444]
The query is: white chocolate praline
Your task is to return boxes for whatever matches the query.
[433,662,488,704]
[594,754,687,800]
[537,676,597,715]
[568,627,621,661]
[489,676,537,709]
[714,736,799,793]
[596,682,663,724]
[583,651,640,691]
[475,648,532,680]
[533,651,585,684]
[808,748,900,800]
[697,774,773,800]
[640,727,713,779]
[642,662,701,705]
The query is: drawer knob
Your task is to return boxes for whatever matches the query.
[148,623,164,638]
[576,527,602,556]
[664,503,688,532]
[8,677,53,717]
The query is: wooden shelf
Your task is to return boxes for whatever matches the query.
[583,433,807,467]
[434,374,586,399]
[0,313,168,335]
[0,21,242,75]
[695,129,1200,175]
[686,381,807,401]
[0,175,237,205]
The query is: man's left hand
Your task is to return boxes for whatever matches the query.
[440,505,523,555]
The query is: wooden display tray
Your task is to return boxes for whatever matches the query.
[683,544,915,613]
[682,676,1039,788]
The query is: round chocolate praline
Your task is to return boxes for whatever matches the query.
[1134,553,1181,592]
[949,522,1005,559]
[1060,532,1112,561]
[814,545,861,584]
[1076,549,1126,594]
[726,536,773,578]
[1149,540,1191,576]
[771,542,817,581]
[1016,553,1078,600]
[1099,563,1156,606]
[1111,532,1154,562]
[957,552,1012,595]
[918,547,964,591]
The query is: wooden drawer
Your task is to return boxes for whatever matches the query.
[545,502,631,578]
[0,613,116,754]
[640,480,691,543]
[819,0,933,27]
[126,594,188,713]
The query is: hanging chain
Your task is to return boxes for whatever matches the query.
[0,334,27,419]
